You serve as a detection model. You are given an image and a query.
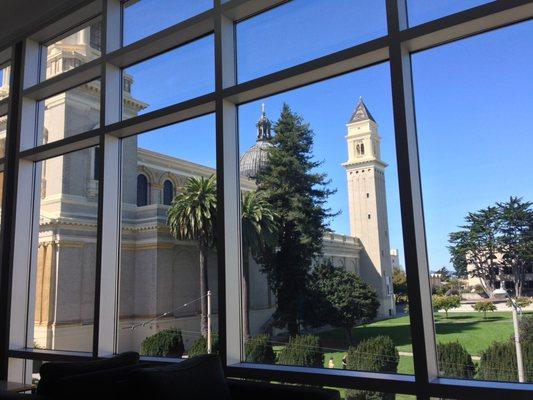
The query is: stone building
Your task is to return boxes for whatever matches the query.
[0,24,396,353]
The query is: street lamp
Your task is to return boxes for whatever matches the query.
[493,288,525,383]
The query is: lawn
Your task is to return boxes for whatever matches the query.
[274,312,521,398]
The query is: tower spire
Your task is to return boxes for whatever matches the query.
[349,97,376,123]
[256,103,272,141]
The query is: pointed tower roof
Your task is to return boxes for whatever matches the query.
[240,104,273,179]
[348,98,376,123]
[256,103,272,141]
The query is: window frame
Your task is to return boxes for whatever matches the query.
[0,0,531,398]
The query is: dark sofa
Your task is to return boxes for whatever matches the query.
[0,353,339,400]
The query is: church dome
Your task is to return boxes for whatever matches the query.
[240,105,273,179]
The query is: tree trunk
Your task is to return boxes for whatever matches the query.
[242,244,251,340]
[199,242,209,337]
[287,318,299,337]
[345,327,354,346]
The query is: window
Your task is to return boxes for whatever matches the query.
[118,114,217,355]
[122,35,214,120]
[238,64,411,373]
[136,174,148,206]
[236,0,387,82]
[163,180,173,206]
[32,148,99,352]
[43,18,102,80]
[39,79,101,146]
[2,0,531,398]
[414,21,533,382]
[122,0,213,46]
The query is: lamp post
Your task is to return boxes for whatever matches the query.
[493,288,524,382]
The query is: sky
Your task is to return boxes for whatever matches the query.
[122,0,532,272]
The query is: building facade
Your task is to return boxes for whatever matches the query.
[0,25,395,353]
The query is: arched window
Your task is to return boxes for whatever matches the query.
[163,180,174,206]
[356,143,361,155]
[137,174,148,206]
[360,143,365,155]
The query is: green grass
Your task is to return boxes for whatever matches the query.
[320,312,518,356]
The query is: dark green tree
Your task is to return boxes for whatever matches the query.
[308,261,379,345]
[277,335,324,367]
[437,342,475,379]
[167,175,216,337]
[255,103,336,336]
[241,190,278,339]
[497,197,533,297]
[448,206,501,295]
[140,328,185,358]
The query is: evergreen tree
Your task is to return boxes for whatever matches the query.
[255,103,336,336]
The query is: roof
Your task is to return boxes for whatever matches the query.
[348,98,376,123]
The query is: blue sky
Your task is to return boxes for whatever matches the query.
[124,1,532,272]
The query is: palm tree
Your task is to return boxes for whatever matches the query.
[241,190,277,339]
[167,175,217,337]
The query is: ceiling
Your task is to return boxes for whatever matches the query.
[0,0,91,49]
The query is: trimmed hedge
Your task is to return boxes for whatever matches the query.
[437,341,475,379]
[187,333,219,357]
[277,335,323,368]
[140,328,184,357]
[477,340,533,382]
[245,334,276,363]
[346,335,398,400]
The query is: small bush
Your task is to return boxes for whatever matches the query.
[140,328,184,357]
[432,295,461,317]
[187,333,219,358]
[245,334,275,363]
[437,342,475,379]
[472,300,497,318]
[346,335,398,400]
[277,335,323,368]
[477,340,533,382]
[507,297,532,309]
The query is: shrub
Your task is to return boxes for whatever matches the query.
[245,334,275,363]
[437,342,475,379]
[140,328,184,357]
[187,333,219,358]
[346,336,398,400]
[472,300,497,318]
[432,295,461,317]
[477,340,533,382]
[277,335,323,367]
[519,314,533,343]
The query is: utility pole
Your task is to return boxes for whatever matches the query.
[510,298,525,383]
[207,290,212,354]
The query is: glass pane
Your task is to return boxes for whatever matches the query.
[236,0,387,83]
[407,0,491,27]
[0,64,9,100]
[32,148,99,352]
[413,21,533,382]
[117,114,219,357]
[238,63,413,374]
[44,19,102,80]
[0,114,6,158]
[39,79,101,146]
[122,35,214,120]
[123,0,213,46]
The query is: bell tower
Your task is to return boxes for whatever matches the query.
[342,98,394,316]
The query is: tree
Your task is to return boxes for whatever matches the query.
[506,296,532,309]
[472,300,497,319]
[448,206,502,295]
[255,103,336,336]
[435,266,452,281]
[432,295,461,318]
[392,266,408,303]
[241,190,277,339]
[497,197,533,297]
[277,335,324,367]
[308,261,379,345]
[167,175,216,337]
